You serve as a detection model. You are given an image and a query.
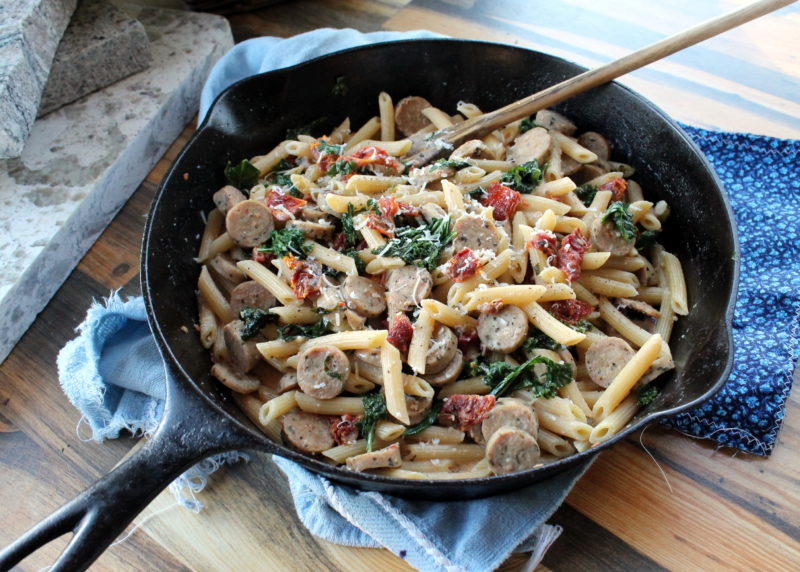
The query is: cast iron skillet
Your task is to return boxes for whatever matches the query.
[0,39,739,571]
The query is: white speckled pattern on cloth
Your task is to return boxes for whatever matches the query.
[0,5,233,363]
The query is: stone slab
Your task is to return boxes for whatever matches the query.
[38,0,153,117]
[0,0,78,158]
[0,5,233,363]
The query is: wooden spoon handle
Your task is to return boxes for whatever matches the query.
[411,0,795,163]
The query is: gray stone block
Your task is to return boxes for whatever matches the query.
[0,0,78,159]
[38,0,153,117]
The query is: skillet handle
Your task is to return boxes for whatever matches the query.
[0,380,255,572]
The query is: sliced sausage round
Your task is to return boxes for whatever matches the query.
[286,219,335,241]
[560,154,582,177]
[590,215,635,256]
[426,324,458,375]
[208,254,245,286]
[508,126,551,166]
[386,266,432,313]
[213,185,246,215]
[577,131,611,162]
[394,95,433,136]
[481,398,539,442]
[453,215,501,253]
[420,203,447,224]
[223,320,262,373]
[572,163,607,185]
[405,394,434,425]
[297,345,350,399]
[230,280,276,316]
[211,362,260,394]
[584,336,636,388]
[477,305,528,353]
[342,275,386,318]
[226,199,275,248]
[278,371,299,393]
[534,109,577,135]
[281,410,335,453]
[450,139,492,160]
[423,350,464,387]
[486,427,541,475]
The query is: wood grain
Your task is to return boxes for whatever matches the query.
[1,1,798,571]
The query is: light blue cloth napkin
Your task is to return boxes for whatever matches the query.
[57,293,590,572]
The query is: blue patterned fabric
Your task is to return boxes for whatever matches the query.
[666,125,800,455]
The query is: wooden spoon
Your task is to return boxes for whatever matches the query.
[408,0,796,165]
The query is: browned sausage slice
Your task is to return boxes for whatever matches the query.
[453,215,501,253]
[223,320,262,373]
[486,426,541,475]
[346,443,402,472]
[230,280,276,316]
[572,163,607,185]
[281,410,335,453]
[534,109,577,135]
[208,254,245,286]
[226,199,275,248]
[353,348,383,383]
[386,266,432,313]
[405,394,434,425]
[481,398,539,442]
[477,305,528,353]
[590,215,635,256]
[584,336,636,388]
[508,127,551,166]
[394,96,433,136]
[211,362,260,394]
[213,185,246,215]
[423,350,464,387]
[560,154,582,176]
[450,139,492,160]
[577,131,611,162]
[286,219,335,241]
[342,275,386,318]
[426,324,458,375]
[297,345,350,399]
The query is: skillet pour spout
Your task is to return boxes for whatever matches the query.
[0,39,738,571]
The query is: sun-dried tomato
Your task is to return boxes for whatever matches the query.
[444,247,482,283]
[455,328,479,352]
[266,190,307,222]
[528,231,557,258]
[438,394,496,431]
[332,232,348,251]
[309,138,343,174]
[365,213,395,238]
[476,300,505,315]
[480,181,520,221]
[284,256,322,299]
[599,177,628,202]
[549,299,594,324]
[387,313,414,354]
[329,414,359,445]
[346,146,403,174]
[557,228,590,282]
[251,249,270,264]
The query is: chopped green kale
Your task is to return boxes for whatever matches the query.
[404,400,443,437]
[373,216,455,271]
[357,392,388,451]
[429,158,472,171]
[224,159,260,190]
[575,184,599,206]
[518,117,538,133]
[239,307,278,340]
[601,202,637,243]
[277,319,332,342]
[328,160,359,177]
[635,230,660,250]
[571,320,594,333]
[257,227,312,259]
[500,160,543,194]
[521,327,564,351]
[475,356,573,398]
[637,385,660,407]
[316,140,345,156]
[345,248,367,274]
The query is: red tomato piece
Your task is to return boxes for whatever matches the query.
[480,181,520,221]
[378,196,400,220]
[309,139,343,174]
[365,213,395,238]
[599,177,628,202]
[444,247,482,282]
[332,232,348,251]
[266,190,307,222]
[251,249,270,264]
[346,146,402,173]
[284,256,322,299]
[528,231,557,258]
[438,394,497,431]
[455,327,479,352]
[329,414,359,446]
[387,313,414,354]
[549,299,594,324]
[557,228,590,282]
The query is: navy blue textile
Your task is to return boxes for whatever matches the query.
[667,125,799,455]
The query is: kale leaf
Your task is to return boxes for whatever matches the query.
[357,392,388,451]
[601,202,637,243]
[476,356,573,398]
[373,216,455,271]
[328,160,359,177]
[341,203,359,245]
[404,400,444,437]
[239,307,278,340]
[636,230,661,250]
[500,160,543,194]
[277,319,332,342]
[521,327,564,351]
[637,385,660,407]
[518,117,538,134]
[224,159,260,190]
[429,158,472,171]
[575,184,599,206]
[345,248,366,274]
[257,227,312,259]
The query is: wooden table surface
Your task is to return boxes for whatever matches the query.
[1,1,798,570]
